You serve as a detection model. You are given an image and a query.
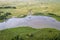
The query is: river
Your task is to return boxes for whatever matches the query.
[0,16,60,30]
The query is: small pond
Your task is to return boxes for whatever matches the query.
[0,16,60,30]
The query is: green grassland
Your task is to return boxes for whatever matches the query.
[0,27,60,40]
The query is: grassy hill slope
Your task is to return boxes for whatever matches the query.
[0,27,60,40]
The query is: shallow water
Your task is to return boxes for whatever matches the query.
[0,16,60,30]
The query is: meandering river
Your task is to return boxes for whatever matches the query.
[0,16,60,30]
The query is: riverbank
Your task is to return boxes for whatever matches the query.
[33,12,60,21]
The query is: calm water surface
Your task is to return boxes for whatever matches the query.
[0,16,60,30]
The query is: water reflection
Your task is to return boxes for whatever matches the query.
[0,16,60,30]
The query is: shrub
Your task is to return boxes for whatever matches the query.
[33,12,44,15]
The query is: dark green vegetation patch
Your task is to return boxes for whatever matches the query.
[0,6,16,9]
[0,12,11,22]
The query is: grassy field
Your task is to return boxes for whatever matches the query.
[0,27,60,40]
[0,3,60,16]
[0,0,60,17]
[0,3,60,22]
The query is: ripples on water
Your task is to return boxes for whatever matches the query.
[0,16,60,30]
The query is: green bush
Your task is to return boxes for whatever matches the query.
[33,12,44,16]
[0,6,16,9]
[0,12,11,22]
